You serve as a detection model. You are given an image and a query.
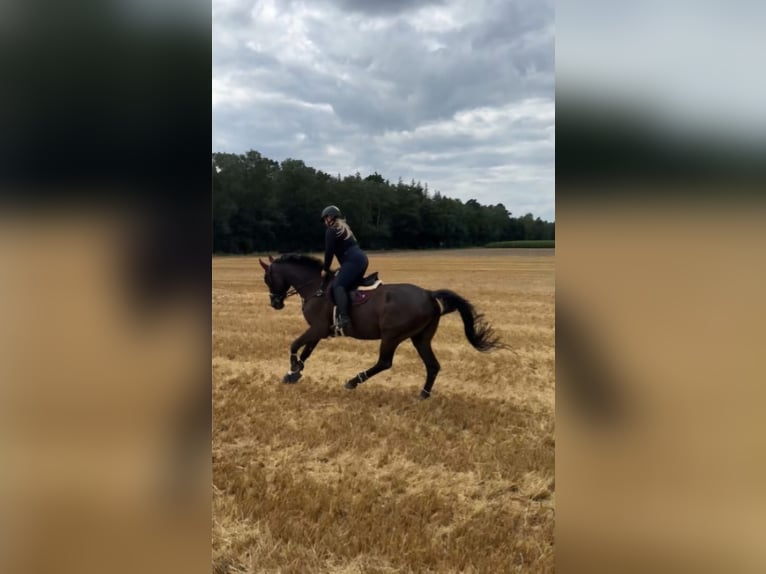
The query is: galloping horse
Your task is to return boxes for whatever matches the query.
[259,253,504,399]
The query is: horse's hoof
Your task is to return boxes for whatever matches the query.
[283,372,302,384]
[418,390,431,400]
[344,380,358,390]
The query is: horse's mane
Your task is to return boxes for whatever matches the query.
[273,253,324,272]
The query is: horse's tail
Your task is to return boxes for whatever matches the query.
[431,289,506,352]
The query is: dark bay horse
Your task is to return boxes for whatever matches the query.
[259,253,504,399]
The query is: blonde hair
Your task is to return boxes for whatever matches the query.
[333,218,355,241]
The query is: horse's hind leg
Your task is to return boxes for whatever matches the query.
[411,319,441,399]
[344,337,402,390]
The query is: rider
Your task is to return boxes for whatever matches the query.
[320,205,369,330]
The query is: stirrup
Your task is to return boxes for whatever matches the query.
[333,313,349,337]
[333,321,347,337]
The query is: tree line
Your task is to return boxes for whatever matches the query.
[213,150,554,254]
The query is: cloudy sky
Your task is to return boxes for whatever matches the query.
[213,0,555,221]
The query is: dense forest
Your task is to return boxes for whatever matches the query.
[213,151,554,254]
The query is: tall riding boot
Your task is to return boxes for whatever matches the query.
[332,285,351,330]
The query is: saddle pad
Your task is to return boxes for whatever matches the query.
[355,280,382,292]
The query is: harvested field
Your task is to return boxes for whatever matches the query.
[213,249,555,573]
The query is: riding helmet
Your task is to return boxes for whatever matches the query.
[320,205,342,221]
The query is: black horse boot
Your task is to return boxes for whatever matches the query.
[332,285,351,333]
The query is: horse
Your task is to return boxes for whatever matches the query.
[258,253,505,399]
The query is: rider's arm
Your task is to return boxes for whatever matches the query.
[323,227,336,272]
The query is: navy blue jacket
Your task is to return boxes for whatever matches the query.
[323,226,360,271]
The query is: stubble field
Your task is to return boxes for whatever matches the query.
[213,249,555,573]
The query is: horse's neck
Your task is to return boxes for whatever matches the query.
[283,265,318,289]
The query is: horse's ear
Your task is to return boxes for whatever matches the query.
[268,254,274,263]
[259,258,269,271]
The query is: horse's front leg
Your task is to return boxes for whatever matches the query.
[285,341,318,383]
[284,328,322,384]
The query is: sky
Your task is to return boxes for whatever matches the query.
[212,0,555,221]
[558,1,766,142]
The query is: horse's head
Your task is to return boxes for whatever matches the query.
[259,254,323,309]
[259,255,287,310]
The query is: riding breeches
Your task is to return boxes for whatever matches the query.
[335,247,368,289]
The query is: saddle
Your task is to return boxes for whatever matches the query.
[330,272,383,306]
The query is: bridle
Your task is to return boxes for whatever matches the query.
[267,266,324,307]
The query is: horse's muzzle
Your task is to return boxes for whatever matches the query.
[270,293,285,309]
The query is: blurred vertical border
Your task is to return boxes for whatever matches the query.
[556,2,766,572]
[0,1,211,573]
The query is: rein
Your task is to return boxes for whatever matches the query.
[267,260,330,306]
[282,277,323,300]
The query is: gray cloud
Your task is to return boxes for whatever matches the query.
[213,0,555,220]
[324,0,447,16]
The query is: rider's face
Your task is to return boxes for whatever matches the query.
[323,216,333,226]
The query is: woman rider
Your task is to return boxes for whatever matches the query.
[320,205,369,330]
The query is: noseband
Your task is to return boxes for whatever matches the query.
[267,264,320,306]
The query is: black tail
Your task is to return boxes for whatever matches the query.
[431,289,505,352]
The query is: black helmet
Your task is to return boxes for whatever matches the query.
[320,205,342,221]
